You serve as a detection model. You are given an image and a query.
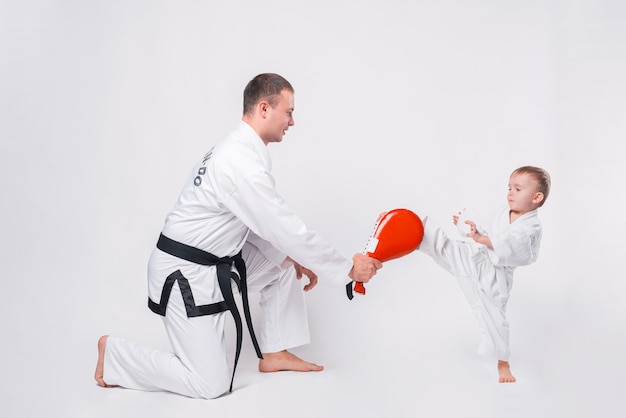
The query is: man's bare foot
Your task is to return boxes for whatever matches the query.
[258,350,324,373]
[95,335,117,388]
[497,360,516,383]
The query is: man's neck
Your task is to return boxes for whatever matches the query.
[241,116,267,145]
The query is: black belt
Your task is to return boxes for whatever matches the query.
[149,233,263,392]
[346,282,354,300]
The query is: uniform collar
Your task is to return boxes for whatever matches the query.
[237,120,272,170]
[519,208,538,219]
[509,208,539,224]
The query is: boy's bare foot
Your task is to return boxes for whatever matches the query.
[95,335,117,388]
[258,350,324,372]
[497,360,516,383]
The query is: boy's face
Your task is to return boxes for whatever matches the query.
[507,173,543,214]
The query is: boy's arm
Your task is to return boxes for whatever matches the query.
[464,220,493,248]
[489,228,541,266]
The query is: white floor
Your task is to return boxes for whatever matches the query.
[3,254,625,418]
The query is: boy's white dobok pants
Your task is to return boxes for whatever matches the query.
[418,217,511,361]
[103,241,310,399]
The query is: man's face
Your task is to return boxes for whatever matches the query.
[262,90,295,145]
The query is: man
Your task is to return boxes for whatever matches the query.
[94,73,382,399]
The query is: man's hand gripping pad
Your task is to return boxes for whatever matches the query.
[354,208,424,295]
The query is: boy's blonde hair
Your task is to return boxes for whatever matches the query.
[511,166,551,207]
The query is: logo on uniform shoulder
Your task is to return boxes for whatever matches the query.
[194,149,214,186]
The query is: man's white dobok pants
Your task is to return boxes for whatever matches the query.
[103,242,310,399]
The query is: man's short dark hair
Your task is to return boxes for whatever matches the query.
[243,73,294,115]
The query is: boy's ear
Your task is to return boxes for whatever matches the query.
[533,192,544,205]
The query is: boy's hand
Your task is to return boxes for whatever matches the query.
[465,220,493,249]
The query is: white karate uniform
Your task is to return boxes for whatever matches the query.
[104,121,353,399]
[418,207,542,361]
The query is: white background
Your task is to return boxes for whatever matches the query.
[1,1,625,417]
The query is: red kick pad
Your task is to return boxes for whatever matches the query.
[354,208,424,295]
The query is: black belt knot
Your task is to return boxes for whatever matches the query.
[150,233,262,392]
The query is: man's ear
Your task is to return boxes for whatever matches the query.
[258,100,269,117]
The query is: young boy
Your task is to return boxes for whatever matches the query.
[417,166,551,383]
